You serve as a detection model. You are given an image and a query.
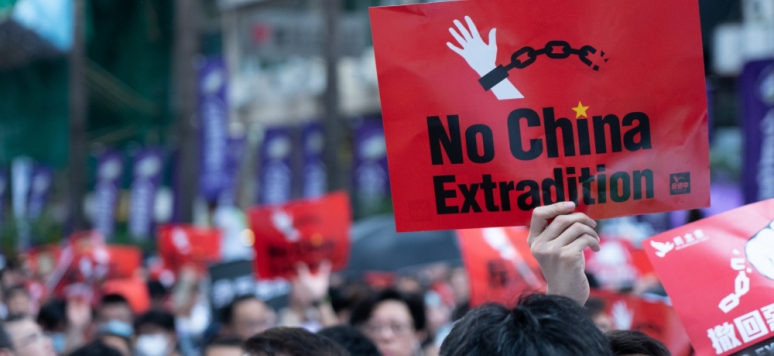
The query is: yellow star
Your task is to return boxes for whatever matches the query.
[572,101,589,119]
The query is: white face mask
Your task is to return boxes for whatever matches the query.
[135,334,170,356]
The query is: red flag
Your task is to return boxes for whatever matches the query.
[644,199,774,355]
[457,227,545,307]
[249,192,351,280]
[369,0,708,232]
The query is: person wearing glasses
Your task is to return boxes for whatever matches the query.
[350,289,426,356]
[2,314,56,356]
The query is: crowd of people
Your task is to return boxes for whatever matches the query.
[0,202,675,356]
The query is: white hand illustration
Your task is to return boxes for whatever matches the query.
[745,219,774,280]
[611,300,634,330]
[447,16,523,100]
[271,210,300,242]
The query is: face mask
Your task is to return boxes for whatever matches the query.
[135,334,170,356]
[48,333,66,354]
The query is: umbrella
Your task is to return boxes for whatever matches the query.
[345,215,462,275]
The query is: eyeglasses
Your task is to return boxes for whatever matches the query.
[360,322,414,337]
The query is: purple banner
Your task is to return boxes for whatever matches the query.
[219,135,246,207]
[28,165,53,220]
[740,59,774,204]
[93,151,123,239]
[352,118,390,216]
[258,127,293,205]
[11,157,33,220]
[198,57,229,202]
[129,149,164,239]
[301,122,327,198]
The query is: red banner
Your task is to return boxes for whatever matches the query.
[590,290,692,356]
[249,192,351,280]
[48,245,142,301]
[457,227,545,307]
[158,225,222,274]
[644,199,774,356]
[369,0,709,232]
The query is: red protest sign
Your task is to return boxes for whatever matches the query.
[48,245,142,301]
[457,227,545,307]
[249,192,351,280]
[589,290,692,356]
[370,0,709,232]
[584,237,656,290]
[644,199,774,356]
[158,225,222,274]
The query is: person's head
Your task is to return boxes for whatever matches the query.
[147,281,169,312]
[585,297,614,333]
[35,299,67,354]
[351,288,426,356]
[3,315,56,356]
[242,327,349,356]
[0,323,14,356]
[98,294,134,325]
[607,330,671,356]
[439,294,612,356]
[222,296,275,341]
[97,319,134,356]
[134,311,177,356]
[4,287,31,317]
[69,341,124,356]
[318,325,380,356]
[204,337,243,356]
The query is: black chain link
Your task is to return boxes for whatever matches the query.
[479,40,608,91]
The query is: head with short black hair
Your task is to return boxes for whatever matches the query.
[243,327,350,356]
[36,299,67,332]
[221,295,275,341]
[318,325,380,356]
[204,337,244,356]
[439,294,613,356]
[350,288,425,356]
[147,281,169,311]
[607,330,671,356]
[135,310,175,333]
[584,297,613,333]
[69,341,123,356]
[134,311,178,356]
[5,286,31,317]
[98,293,133,324]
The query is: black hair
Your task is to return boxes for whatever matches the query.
[205,336,244,349]
[0,323,13,350]
[135,310,175,333]
[222,295,262,326]
[243,327,350,356]
[147,281,169,299]
[69,341,123,356]
[4,286,28,299]
[439,294,613,356]
[101,293,130,307]
[318,325,380,356]
[607,330,671,356]
[36,299,67,331]
[350,288,426,331]
[584,297,607,318]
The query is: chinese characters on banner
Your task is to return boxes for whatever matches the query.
[249,192,351,280]
[93,151,123,239]
[457,227,545,307]
[369,0,709,232]
[258,127,294,205]
[198,56,230,203]
[644,199,774,356]
[302,122,327,199]
[129,149,164,239]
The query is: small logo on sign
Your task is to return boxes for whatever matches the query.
[669,172,691,195]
